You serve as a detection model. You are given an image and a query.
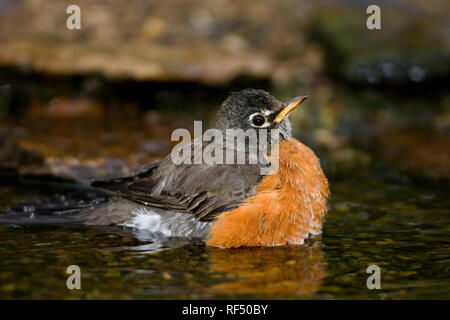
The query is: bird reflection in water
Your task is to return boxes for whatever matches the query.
[207,237,326,296]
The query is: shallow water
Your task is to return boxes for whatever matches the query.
[0,167,448,299]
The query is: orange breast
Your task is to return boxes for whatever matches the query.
[207,138,330,248]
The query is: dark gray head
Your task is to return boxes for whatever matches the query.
[211,89,308,140]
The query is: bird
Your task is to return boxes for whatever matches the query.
[0,89,328,248]
[70,89,330,248]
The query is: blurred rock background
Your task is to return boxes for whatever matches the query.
[0,0,449,183]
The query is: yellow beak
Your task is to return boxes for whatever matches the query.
[274,95,309,123]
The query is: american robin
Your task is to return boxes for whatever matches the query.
[78,89,330,248]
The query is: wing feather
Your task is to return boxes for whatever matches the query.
[91,156,263,221]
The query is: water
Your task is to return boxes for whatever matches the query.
[0,167,448,299]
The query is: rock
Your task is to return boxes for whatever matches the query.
[0,99,194,184]
[433,111,450,134]
[0,136,44,169]
[310,2,450,87]
[0,0,321,86]
[26,97,104,118]
[374,129,450,180]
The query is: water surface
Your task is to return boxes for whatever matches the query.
[0,167,448,299]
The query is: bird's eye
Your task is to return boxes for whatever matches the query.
[251,114,265,126]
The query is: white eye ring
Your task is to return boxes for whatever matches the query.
[249,113,270,127]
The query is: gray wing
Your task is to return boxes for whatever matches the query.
[91,157,264,222]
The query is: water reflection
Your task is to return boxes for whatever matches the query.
[92,225,204,253]
[207,237,326,296]
[92,226,327,297]
[0,168,447,299]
